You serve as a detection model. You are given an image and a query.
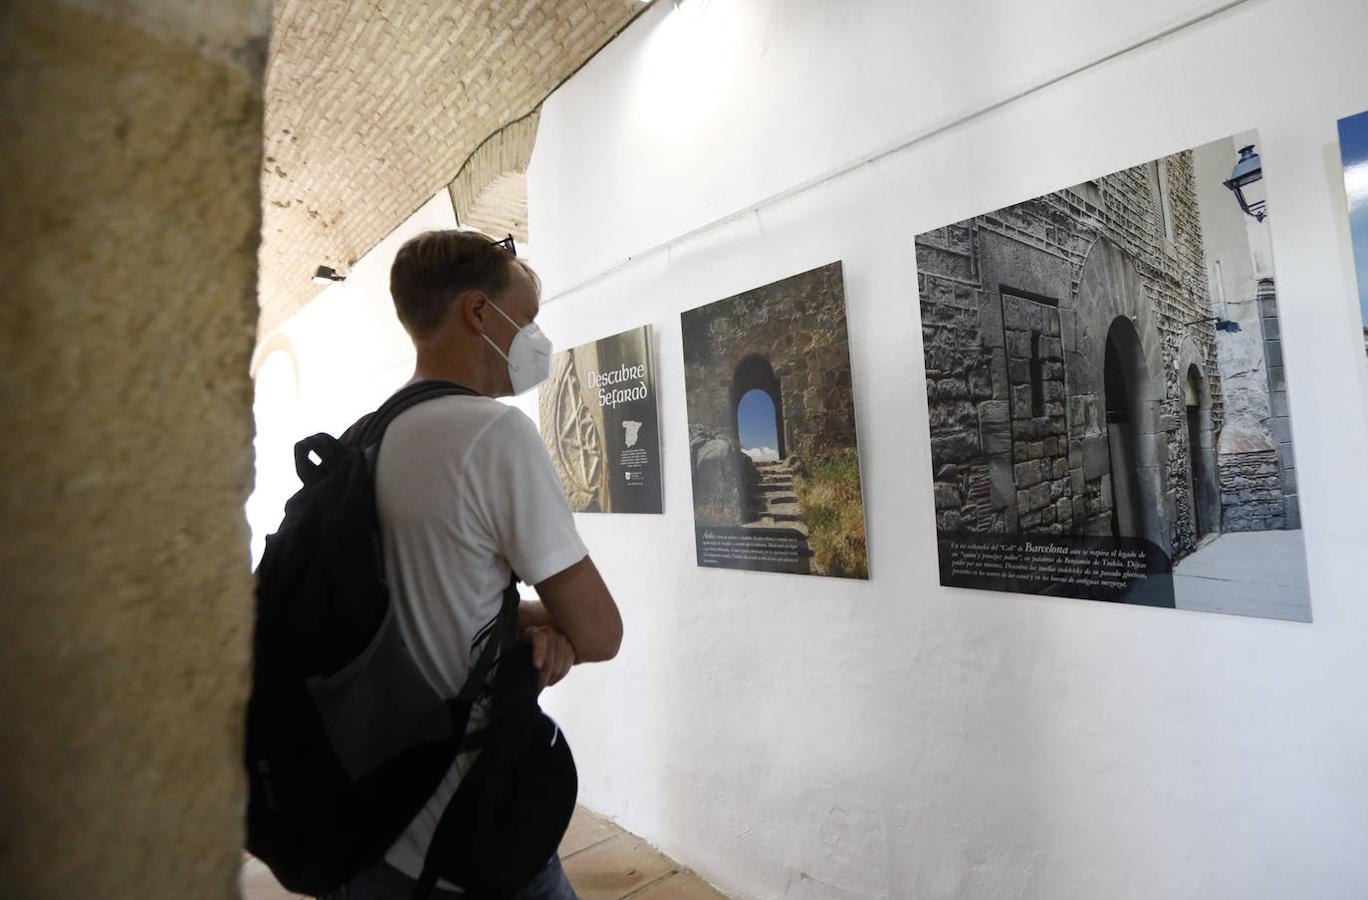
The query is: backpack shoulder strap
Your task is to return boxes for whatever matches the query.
[418,579,523,900]
[452,579,522,707]
[341,380,480,449]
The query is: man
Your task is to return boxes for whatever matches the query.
[325,230,623,899]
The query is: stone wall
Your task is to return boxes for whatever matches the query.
[0,3,266,896]
[1219,450,1287,532]
[681,262,858,463]
[917,150,1228,562]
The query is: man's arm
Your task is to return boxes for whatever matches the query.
[521,555,622,663]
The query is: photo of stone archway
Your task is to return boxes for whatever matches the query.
[915,130,1311,622]
[681,262,870,579]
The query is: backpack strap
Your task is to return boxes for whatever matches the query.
[415,579,522,900]
[344,379,520,900]
[349,380,481,449]
[450,579,521,710]
[351,378,512,711]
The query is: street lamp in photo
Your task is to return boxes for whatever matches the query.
[1182,315,1241,333]
[1223,144,1267,222]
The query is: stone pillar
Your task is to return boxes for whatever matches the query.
[0,2,268,897]
[1214,275,1285,533]
[1256,278,1300,528]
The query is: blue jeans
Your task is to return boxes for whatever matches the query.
[321,855,576,900]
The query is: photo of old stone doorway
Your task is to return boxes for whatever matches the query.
[914,129,1311,622]
[681,261,870,579]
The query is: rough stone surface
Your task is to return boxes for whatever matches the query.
[0,3,264,897]
[681,262,859,462]
[690,433,759,524]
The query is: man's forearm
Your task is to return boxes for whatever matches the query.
[531,556,623,662]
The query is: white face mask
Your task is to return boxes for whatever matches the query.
[482,299,552,395]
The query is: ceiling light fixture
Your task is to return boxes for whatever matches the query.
[311,265,346,285]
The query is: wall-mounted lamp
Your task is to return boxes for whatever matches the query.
[1222,145,1266,222]
[311,265,346,285]
[1182,315,1241,333]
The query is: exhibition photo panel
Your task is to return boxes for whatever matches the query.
[914,129,1311,622]
[681,262,870,579]
[1338,107,1368,365]
[538,324,663,514]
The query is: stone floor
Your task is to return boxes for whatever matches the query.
[240,806,729,899]
[1173,528,1311,622]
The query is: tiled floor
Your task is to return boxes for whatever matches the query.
[240,806,729,899]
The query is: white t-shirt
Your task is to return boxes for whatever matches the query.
[373,393,587,881]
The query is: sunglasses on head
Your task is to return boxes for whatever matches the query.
[493,234,516,257]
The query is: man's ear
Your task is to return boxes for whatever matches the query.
[459,289,489,332]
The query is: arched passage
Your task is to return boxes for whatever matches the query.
[1103,319,1146,540]
[1071,239,1172,558]
[737,389,781,461]
[1185,364,1215,539]
[1100,316,1166,553]
[1174,335,1219,550]
[730,354,786,460]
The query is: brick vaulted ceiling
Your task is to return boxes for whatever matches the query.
[257,0,647,336]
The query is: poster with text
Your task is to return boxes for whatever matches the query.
[1338,108,1368,361]
[681,262,869,579]
[914,130,1311,621]
[539,325,662,514]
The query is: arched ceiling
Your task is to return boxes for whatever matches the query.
[258,0,647,336]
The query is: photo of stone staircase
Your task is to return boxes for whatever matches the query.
[745,460,803,530]
[743,460,814,574]
[681,262,869,579]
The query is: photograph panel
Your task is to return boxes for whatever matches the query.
[1338,107,1368,361]
[914,131,1310,621]
[681,262,870,579]
[539,325,663,514]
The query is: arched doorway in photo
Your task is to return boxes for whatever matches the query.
[1102,317,1148,543]
[729,354,785,460]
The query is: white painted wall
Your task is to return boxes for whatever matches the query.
[281,191,457,437]
[527,1,1368,898]
[246,194,450,556]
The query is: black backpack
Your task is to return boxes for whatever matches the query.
[416,639,578,899]
[245,379,579,899]
[246,380,499,893]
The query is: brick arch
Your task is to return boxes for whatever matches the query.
[1072,238,1165,402]
[448,112,540,245]
[259,2,651,333]
[731,354,786,459]
[249,330,300,396]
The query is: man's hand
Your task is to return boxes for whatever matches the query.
[520,625,576,689]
